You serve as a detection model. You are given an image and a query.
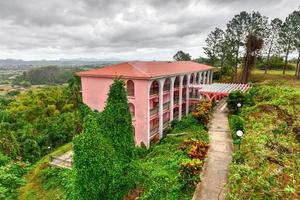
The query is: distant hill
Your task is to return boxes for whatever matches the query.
[0,59,122,69]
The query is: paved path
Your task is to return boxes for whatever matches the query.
[49,151,73,169]
[193,100,233,200]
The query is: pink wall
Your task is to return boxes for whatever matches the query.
[81,77,149,146]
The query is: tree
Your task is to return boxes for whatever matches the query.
[226,11,250,81]
[263,18,283,74]
[173,50,192,61]
[292,10,300,78]
[73,114,122,200]
[278,11,297,75]
[226,11,267,80]
[101,78,136,163]
[203,28,224,66]
[241,34,264,83]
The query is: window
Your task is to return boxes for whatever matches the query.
[129,103,135,118]
[127,80,135,96]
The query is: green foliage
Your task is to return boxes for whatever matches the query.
[255,56,295,70]
[138,117,209,200]
[73,78,137,200]
[227,91,247,114]
[192,100,212,126]
[0,86,77,162]
[13,66,77,85]
[0,160,30,200]
[173,50,192,61]
[227,84,300,199]
[101,78,136,162]
[179,159,203,190]
[73,114,124,200]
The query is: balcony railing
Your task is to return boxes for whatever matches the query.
[150,107,158,116]
[163,102,170,110]
[163,121,169,128]
[150,88,159,95]
[150,125,159,136]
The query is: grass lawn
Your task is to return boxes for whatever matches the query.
[227,84,300,199]
[250,69,300,88]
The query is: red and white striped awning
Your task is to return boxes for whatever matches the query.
[190,83,251,101]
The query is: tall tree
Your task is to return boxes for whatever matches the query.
[278,11,297,75]
[292,10,300,78]
[203,28,224,66]
[241,34,264,83]
[73,114,122,200]
[101,78,136,163]
[173,50,192,61]
[226,11,250,81]
[226,11,267,81]
[263,18,283,74]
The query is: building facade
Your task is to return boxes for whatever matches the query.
[79,61,213,147]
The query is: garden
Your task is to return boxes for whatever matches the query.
[227,82,300,199]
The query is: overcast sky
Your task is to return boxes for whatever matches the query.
[0,0,298,61]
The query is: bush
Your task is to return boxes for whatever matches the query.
[227,91,246,114]
[192,100,212,126]
[255,56,295,71]
[179,159,204,190]
[172,115,199,132]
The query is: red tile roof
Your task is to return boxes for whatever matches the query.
[78,61,213,79]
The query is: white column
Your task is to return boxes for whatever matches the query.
[178,75,183,120]
[204,71,208,84]
[199,72,203,84]
[169,77,175,122]
[158,78,165,139]
[147,81,152,147]
[210,70,213,84]
[198,72,201,85]
[186,74,191,115]
[206,71,210,84]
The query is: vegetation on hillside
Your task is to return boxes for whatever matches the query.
[227,83,300,199]
[12,66,79,86]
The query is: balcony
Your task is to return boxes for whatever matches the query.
[163,102,170,110]
[150,107,158,116]
[163,121,169,128]
[150,125,159,136]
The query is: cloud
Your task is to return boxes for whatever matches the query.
[0,0,298,60]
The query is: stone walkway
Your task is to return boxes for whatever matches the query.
[193,100,233,200]
[49,151,73,169]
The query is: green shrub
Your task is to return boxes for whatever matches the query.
[172,115,199,133]
[255,56,295,71]
[227,91,247,114]
[179,159,203,190]
[192,100,212,126]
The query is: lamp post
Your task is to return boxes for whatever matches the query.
[237,103,242,113]
[236,130,243,150]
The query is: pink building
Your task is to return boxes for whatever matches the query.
[79,61,213,147]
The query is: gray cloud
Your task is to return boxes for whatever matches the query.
[0,0,298,60]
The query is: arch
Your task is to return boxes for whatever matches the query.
[174,76,180,88]
[183,75,188,86]
[190,73,195,84]
[150,80,159,95]
[127,80,135,96]
[129,103,135,118]
[196,73,200,83]
[163,78,171,91]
